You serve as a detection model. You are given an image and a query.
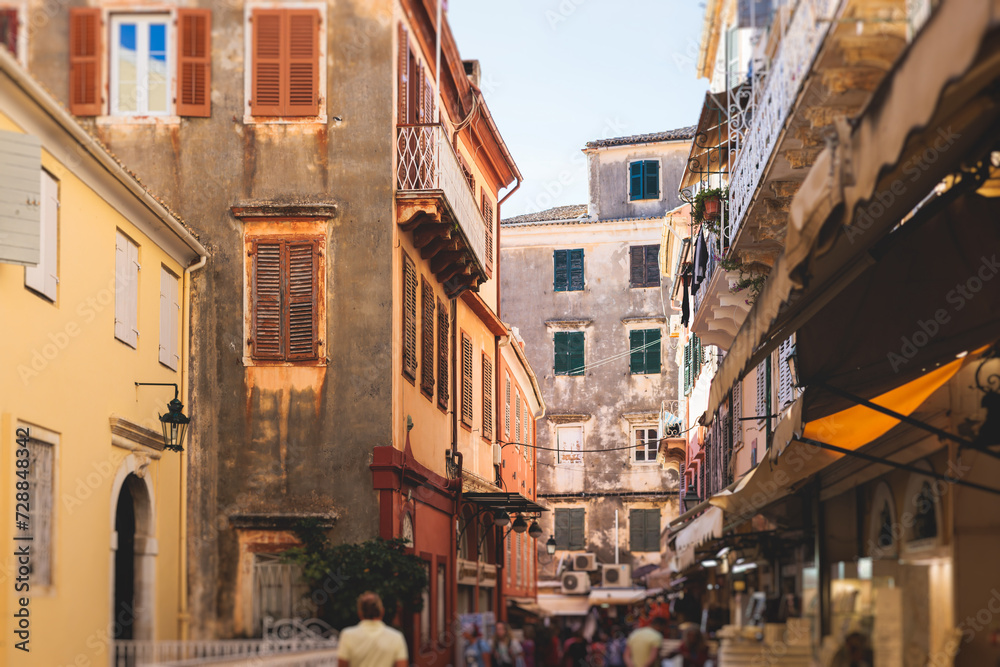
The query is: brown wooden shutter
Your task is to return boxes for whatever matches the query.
[69,8,101,116]
[402,253,418,380]
[437,298,449,409]
[285,10,319,117]
[420,278,435,395]
[286,240,319,360]
[482,354,493,440]
[461,333,473,426]
[177,9,212,117]
[422,64,435,123]
[629,245,645,287]
[251,9,283,116]
[252,240,283,360]
[397,22,408,123]
[481,190,494,276]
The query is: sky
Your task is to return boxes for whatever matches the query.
[448,1,709,219]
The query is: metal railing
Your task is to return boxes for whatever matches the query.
[396,123,487,271]
[691,233,721,320]
[727,0,838,242]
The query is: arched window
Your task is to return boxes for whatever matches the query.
[912,482,938,541]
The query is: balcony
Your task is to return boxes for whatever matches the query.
[689,231,751,349]
[396,123,490,297]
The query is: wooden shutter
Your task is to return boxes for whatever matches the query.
[461,333,473,426]
[733,378,743,445]
[0,8,18,55]
[647,329,661,373]
[554,509,569,550]
[629,246,645,287]
[553,250,568,292]
[25,170,58,299]
[251,10,283,116]
[629,162,643,200]
[397,22,408,122]
[569,509,585,550]
[554,332,567,374]
[482,354,493,439]
[629,510,643,551]
[569,332,584,376]
[286,10,319,117]
[629,330,643,375]
[420,279,435,395]
[159,267,179,369]
[481,190,494,275]
[644,245,660,287]
[644,160,660,199]
[69,8,101,116]
[515,392,521,443]
[286,241,319,360]
[569,249,584,290]
[422,64,435,123]
[646,510,660,551]
[756,359,768,423]
[436,298,449,408]
[777,335,794,408]
[177,9,212,117]
[251,240,283,359]
[115,232,129,343]
[402,253,417,379]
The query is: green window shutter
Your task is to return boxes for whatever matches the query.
[644,245,660,287]
[554,249,569,291]
[646,329,661,374]
[644,161,659,199]
[569,509,585,550]
[629,162,643,200]
[684,341,692,394]
[629,509,643,551]
[568,332,585,376]
[629,330,644,374]
[554,509,570,550]
[569,249,584,290]
[645,510,660,551]
[554,332,567,374]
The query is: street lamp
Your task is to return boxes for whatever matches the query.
[511,515,528,534]
[528,521,543,539]
[545,536,557,555]
[683,487,701,507]
[135,383,191,452]
[493,511,510,528]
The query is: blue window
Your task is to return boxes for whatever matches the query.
[553,249,584,291]
[629,160,660,201]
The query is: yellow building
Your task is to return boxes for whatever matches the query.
[0,46,205,666]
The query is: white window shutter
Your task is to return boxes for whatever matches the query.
[159,267,179,370]
[115,232,129,343]
[0,130,42,266]
[170,270,180,367]
[25,171,58,300]
[127,239,140,347]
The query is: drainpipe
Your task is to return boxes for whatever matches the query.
[179,252,207,641]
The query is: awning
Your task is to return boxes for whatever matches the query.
[507,599,544,617]
[672,506,723,571]
[462,492,548,514]
[588,588,653,606]
[705,0,1000,423]
[536,594,591,617]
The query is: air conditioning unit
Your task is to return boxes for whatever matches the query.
[602,564,631,587]
[561,571,591,595]
[493,443,502,465]
[573,553,598,571]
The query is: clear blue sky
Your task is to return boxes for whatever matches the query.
[448,1,709,218]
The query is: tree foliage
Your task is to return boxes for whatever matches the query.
[283,520,429,631]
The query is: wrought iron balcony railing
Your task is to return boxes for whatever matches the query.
[396,123,487,273]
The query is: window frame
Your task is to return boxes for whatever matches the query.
[109,13,174,117]
[629,244,660,288]
[16,422,57,593]
[555,423,584,465]
[553,507,586,551]
[629,508,660,552]
[553,248,584,292]
[243,3,327,124]
[629,328,662,375]
[628,160,661,201]
[632,424,659,465]
[553,331,585,376]
[0,4,27,68]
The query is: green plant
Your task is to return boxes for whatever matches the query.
[691,187,728,233]
[719,256,767,305]
[283,520,430,631]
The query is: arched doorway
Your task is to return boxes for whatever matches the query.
[114,478,137,639]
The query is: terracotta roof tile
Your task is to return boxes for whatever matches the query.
[585,126,697,149]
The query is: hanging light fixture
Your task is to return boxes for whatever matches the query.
[528,520,543,539]
[135,383,191,452]
[493,510,510,528]
[511,515,528,533]
[545,536,557,555]
[683,487,701,507]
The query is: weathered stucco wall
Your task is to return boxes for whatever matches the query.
[25,0,395,636]
[586,140,689,220]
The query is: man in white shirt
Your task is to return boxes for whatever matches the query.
[338,591,408,667]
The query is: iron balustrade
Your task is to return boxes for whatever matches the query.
[396,123,488,273]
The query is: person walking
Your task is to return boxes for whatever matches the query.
[463,624,491,667]
[337,592,408,667]
[491,622,524,667]
[624,616,668,667]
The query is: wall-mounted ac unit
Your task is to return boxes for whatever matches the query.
[573,553,597,571]
[602,564,631,587]
[561,571,591,595]
[493,443,502,465]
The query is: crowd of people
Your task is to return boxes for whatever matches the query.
[462,605,711,667]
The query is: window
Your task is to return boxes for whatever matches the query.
[115,231,139,348]
[251,9,320,117]
[683,334,704,395]
[402,252,417,379]
[553,249,584,292]
[554,331,584,376]
[777,335,795,409]
[629,509,660,552]
[461,332,473,427]
[252,553,312,633]
[556,425,583,464]
[756,357,769,425]
[554,508,585,550]
[436,562,446,644]
[16,425,55,588]
[159,267,180,370]
[629,245,660,288]
[420,279,435,396]
[633,426,659,464]
[249,237,322,361]
[397,22,435,125]
[482,190,494,275]
[482,354,493,440]
[629,329,661,375]
[515,391,522,443]
[25,170,58,301]
[629,160,659,200]
[436,298,449,409]
[504,372,511,437]
[69,8,211,117]
[1,6,21,63]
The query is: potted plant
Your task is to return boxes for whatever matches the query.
[692,187,728,232]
